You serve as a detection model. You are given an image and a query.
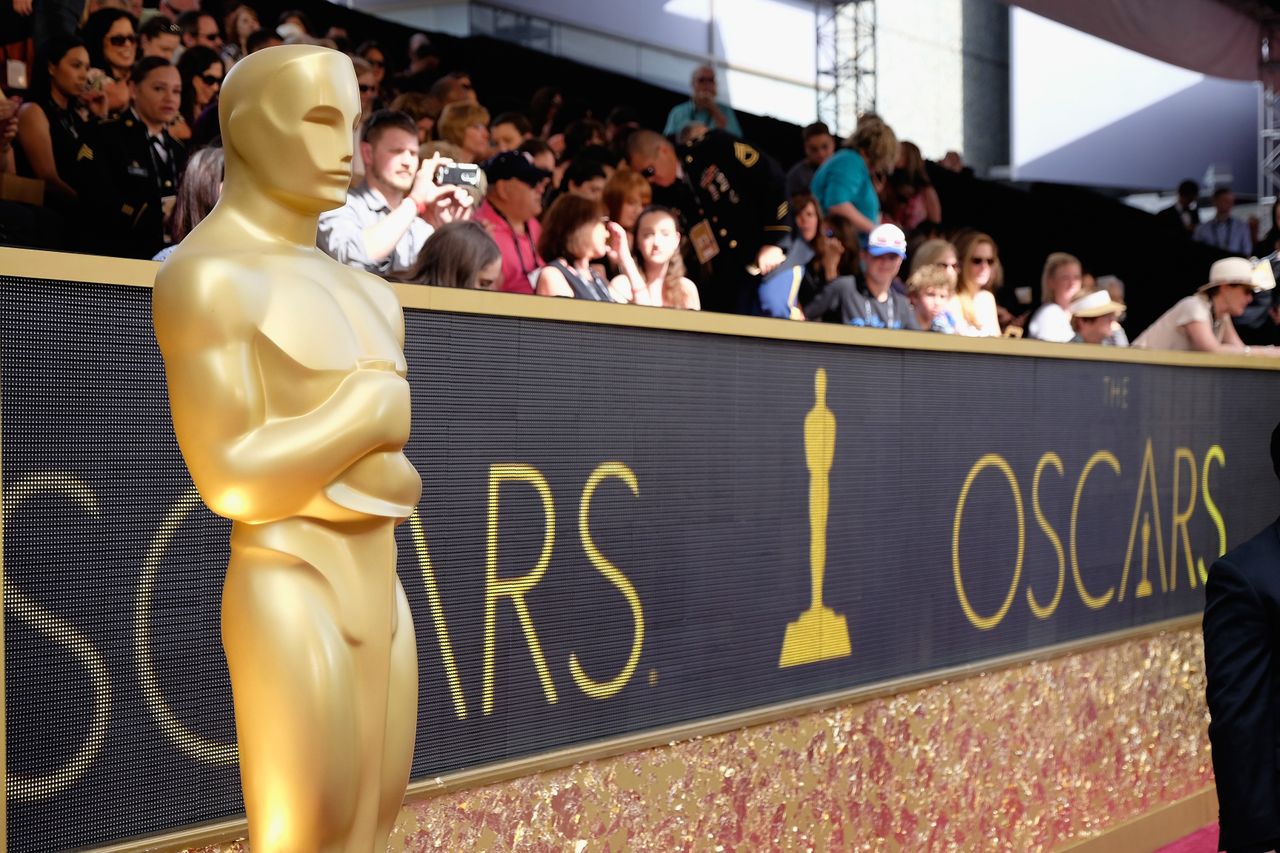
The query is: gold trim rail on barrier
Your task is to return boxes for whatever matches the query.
[3,246,1279,371]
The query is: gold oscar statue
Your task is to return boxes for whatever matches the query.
[779,368,852,668]
[151,45,422,852]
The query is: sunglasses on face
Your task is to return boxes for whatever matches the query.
[366,58,384,67]
[694,76,714,83]
[970,257,995,266]
[199,73,222,86]
[107,34,137,46]
[359,84,376,93]
[640,165,656,179]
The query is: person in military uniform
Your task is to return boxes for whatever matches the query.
[627,128,791,313]
[98,56,187,258]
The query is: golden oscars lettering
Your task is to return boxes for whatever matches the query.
[2,274,1272,853]
[949,441,1226,631]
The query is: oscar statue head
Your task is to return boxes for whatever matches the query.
[219,45,360,215]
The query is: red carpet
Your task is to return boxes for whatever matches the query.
[1155,824,1218,853]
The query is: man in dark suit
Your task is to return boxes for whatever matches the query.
[1157,179,1200,237]
[1205,420,1280,853]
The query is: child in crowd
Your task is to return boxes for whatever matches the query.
[623,206,700,310]
[1095,275,1130,346]
[404,220,502,290]
[906,263,957,333]
[1067,289,1127,346]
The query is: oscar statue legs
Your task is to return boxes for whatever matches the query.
[222,518,417,852]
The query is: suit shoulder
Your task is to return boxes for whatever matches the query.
[1215,521,1280,580]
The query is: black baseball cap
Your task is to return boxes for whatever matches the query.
[482,151,552,186]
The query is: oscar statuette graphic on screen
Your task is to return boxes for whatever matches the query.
[151,45,422,851]
[779,368,852,667]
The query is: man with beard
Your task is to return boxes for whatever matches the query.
[99,56,187,258]
[319,108,470,278]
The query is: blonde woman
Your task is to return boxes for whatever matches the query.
[437,101,492,164]
[810,114,899,236]
[908,237,959,284]
[1028,252,1083,342]
[951,231,1002,337]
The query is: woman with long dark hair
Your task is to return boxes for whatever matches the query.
[155,145,224,261]
[403,221,503,290]
[15,35,108,205]
[174,46,222,143]
[81,8,137,116]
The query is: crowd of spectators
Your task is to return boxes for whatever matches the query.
[2,0,1279,356]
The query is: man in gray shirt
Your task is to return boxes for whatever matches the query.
[1194,187,1252,257]
[319,109,470,278]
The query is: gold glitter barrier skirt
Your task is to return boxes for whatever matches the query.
[162,619,1211,853]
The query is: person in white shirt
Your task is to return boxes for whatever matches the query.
[318,109,470,278]
[1133,257,1280,355]
[1028,252,1083,343]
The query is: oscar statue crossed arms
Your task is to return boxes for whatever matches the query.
[152,45,420,852]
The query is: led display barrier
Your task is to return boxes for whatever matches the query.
[2,272,1277,851]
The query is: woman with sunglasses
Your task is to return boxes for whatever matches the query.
[951,231,1002,337]
[535,194,647,302]
[15,35,110,209]
[908,238,959,285]
[356,41,389,108]
[175,46,222,144]
[82,8,137,117]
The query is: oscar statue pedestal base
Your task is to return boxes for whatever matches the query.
[778,605,851,668]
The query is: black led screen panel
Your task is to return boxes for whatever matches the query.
[2,275,1277,851]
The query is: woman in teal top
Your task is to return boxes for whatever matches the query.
[810,115,899,240]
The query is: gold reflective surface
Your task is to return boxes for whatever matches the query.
[173,626,1210,852]
[151,45,421,852]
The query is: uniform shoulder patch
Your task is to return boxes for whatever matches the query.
[734,142,759,168]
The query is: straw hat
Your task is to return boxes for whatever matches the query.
[1069,289,1126,318]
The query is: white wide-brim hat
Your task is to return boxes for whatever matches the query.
[1198,256,1276,293]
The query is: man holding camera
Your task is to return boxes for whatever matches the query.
[319,109,471,278]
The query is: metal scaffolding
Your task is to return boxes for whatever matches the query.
[815,0,877,138]
[1263,87,1280,199]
